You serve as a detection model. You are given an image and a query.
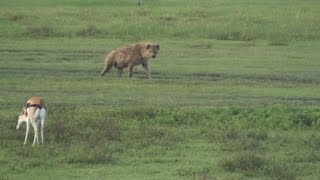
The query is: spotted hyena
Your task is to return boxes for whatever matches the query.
[100,43,160,79]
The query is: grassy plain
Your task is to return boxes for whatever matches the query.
[0,0,320,179]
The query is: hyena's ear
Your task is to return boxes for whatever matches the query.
[146,44,151,49]
[156,44,160,50]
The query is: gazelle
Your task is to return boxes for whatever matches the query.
[16,96,48,146]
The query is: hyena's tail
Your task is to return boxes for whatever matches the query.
[100,60,114,77]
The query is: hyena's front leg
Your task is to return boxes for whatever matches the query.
[142,62,151,79]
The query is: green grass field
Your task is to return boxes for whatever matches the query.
[1,0,320,179]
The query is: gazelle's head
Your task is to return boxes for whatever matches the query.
[16,107,27,130]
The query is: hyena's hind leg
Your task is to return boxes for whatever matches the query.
[128,64,134,78]
[100,61,114,77]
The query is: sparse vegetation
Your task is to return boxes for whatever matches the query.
[1,0,320,179]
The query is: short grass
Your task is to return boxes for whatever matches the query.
[1,0,320,179]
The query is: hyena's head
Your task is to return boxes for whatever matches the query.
[143,44,160,59]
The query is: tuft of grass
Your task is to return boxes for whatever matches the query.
[220,153,299,179]
[216,31,255,41]
[292,152,320,163]
[23,26,57,37]
[302,134,320,150]
[247,129,268,141]
[177,166,211,178]
[66,145,114,165]
[268,40,288,46]
[208,127,268,152]
[87,118,123,147]
[48,118,78,143]
[293,111,318,127]
[263,160,298,180]
[76,25,107,37]
[7,13,25,21]
[220,152,267,175]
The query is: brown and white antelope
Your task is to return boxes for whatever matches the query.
[16,96,48,146]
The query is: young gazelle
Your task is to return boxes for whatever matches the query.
[16,96,48,146]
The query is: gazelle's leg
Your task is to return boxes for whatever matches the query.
[36,121,40,145]
[24,120,30,145]
[41,118,45,144]
[31,121,38,146]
